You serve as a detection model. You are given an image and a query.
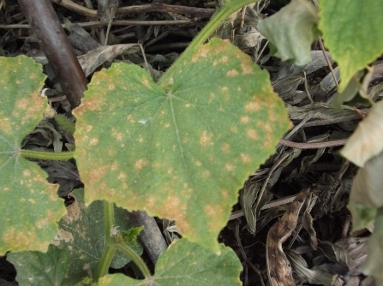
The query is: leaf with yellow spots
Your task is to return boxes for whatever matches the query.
[74,38,290,252]
[0,56,65,253]
[99,238,242,286]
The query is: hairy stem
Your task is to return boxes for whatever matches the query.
[20,149,74,160]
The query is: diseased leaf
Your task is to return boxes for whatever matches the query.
[99,238,242,286]
[0,56,65,253]
[257,0,319,66]
[318,0,383,91]
[340,100,383,167]
[266,190,308,286]
[74,38,290,252]
[53,189,142,285]
[7,244,70,286]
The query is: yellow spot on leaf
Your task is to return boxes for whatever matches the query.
[241,62,253,74]
[90,138,99,145]
[245,100,260,112]
[118,172,127,180]
[227,69,239,77]
[23,170,31,177]
[247,129,258,140]
[111,129,123,141]
[221,143,230,154]
[199,131,212,147]
[225,163,234,172]
[135,159,147,170]
[202,170,211,178]
[241,153,251,163]
[142,76,151,89]
[241,116,250,124]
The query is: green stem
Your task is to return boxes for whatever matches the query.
[94,201,152,281]
[95,244,117,281]
[115,242,152,279]
[95,201,116,280]
[158,0,260,90]
[20,149,74,160]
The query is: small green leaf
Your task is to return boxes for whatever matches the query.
[319,0,383,92]
[257,0,319,66]
[0,56,65,253]
[7,244,70,285]
[74,38,290,252]
[99,238,242,285]
[53,189,143,285]
[121,226,144,247]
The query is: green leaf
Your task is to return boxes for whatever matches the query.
[361,207,383,284]
[53,189,143,285]
[318,0,383,92]
[99,238,242,285]
[257,0,319,66]
[74,38,290,252]
[347,151,383,231]
[0,56,65,253]
[7,244,70,286]
[340,100,383,167]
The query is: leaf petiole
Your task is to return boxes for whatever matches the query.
[158,0,260,89]
[20,149,74,160]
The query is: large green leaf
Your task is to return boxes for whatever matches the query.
[257,0,319,66]
[0,56,65,253]
[319,0,383,91]
[74,38,290,252]
[53,189,143,285]
[99,238,242,285]
[7,244,70,286]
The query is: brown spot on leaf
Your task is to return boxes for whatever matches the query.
[56,228,74,243]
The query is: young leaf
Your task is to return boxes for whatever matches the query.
[99,238,242,285]
[257,0,320,66]
[53,189,143,285]
[74,38,290,252]
[0,56,65,253]
[318,0,383,91]
[7,244,70,285]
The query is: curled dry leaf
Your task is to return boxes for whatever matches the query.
[266,189,308,286]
